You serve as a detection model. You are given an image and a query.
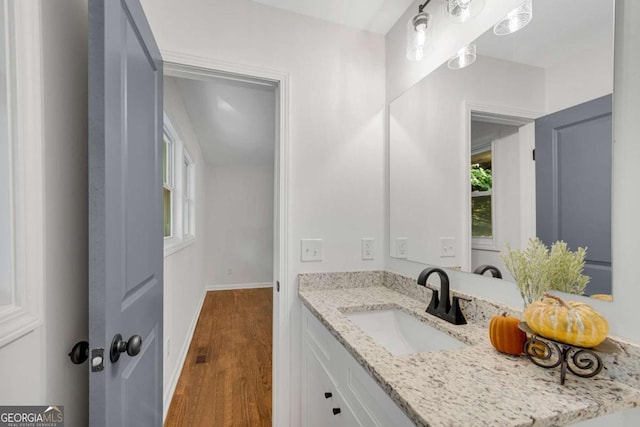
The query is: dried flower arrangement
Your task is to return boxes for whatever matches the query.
[500,238,590,307]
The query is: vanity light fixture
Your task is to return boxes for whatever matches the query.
[447,0,485,23]
[406,0,432,61]
[493,0,533,36]
[447,42,476,70]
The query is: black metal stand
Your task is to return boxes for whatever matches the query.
[518,323,617,385]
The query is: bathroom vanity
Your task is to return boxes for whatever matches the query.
[298,272,640,427]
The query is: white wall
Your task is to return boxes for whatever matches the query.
[389,56,544,270]
[162,77,207,409]
[205,164,274,287]
[545,34,614,114]
[41,0,89,424]
[385,0,640,345]
[139,0,386,424]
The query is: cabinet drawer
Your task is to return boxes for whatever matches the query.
[302,306,340,365]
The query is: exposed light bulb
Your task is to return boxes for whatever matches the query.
[406,12,431,61]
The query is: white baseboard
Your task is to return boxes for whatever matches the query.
[162,288,207,421]
[206,282,273,291]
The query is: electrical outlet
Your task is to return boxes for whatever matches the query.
[361,238,374,260]
[396,238,408,258]
[301,239,323,262]
[166,338,171,357]
[440,237,456,257]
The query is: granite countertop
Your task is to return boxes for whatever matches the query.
[298,272,640,427]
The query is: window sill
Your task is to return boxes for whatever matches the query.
[472,238,498,252]
[164,236,196,258]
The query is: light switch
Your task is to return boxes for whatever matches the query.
[301,239,323,262]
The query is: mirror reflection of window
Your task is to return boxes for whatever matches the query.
[0,2,12,307]
[471,150,493,239]
[163,134,174,238]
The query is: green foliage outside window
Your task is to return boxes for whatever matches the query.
[471,164,492,192]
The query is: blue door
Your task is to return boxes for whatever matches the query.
[89,0,164,424]
[536,95,612,296]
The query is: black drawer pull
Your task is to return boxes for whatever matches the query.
[332,408,341,415]
[324,392,332,399]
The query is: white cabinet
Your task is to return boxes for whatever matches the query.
[301,305,415,427]
[302,343,362,427]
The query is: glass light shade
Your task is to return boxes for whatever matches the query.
[493,0,533,36]
[406,12,431,61]
[447,42,476,70]
[447,0,485,23]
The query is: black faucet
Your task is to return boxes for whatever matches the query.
[416,267,467,325]
[473,264,503,279]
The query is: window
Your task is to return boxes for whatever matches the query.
[163,135,174,238]
[0,0,44,346]
[0,1,12,307]
[182,151,195,237]
[163,112,196,256]
[471,147,494,246]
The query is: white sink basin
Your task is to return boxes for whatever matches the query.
[345,309,466,356]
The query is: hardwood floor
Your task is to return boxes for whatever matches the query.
[165,288,273,427]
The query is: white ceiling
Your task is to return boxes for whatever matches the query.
[251,0,415,34]
[476,0,614,69]
[169,76,276,167]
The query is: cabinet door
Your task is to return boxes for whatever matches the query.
[303,343,363,427]
[302,344,337,427]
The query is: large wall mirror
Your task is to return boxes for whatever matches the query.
[390,0,614,299]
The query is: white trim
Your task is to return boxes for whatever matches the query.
[163,236,195,258]
[161,51,291,427]
[206,282,273,291]
[0,0,44,349]
[463,101,543,271]
[162,287,207,421]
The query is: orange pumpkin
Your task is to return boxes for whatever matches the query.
[489,312,527,355]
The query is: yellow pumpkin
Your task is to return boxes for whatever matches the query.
[524,293,609,348]
[489,312,527,355]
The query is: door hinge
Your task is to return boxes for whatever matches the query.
[276,281,280,292]
[532,149,536,161]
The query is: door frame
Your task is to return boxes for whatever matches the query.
[161,51,291,427]
[463,101,542,270]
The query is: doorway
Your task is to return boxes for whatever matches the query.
[464,106,539,279]
[161,55,290,426]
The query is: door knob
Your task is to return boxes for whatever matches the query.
[110,334,142,363]
[69,341,89,364]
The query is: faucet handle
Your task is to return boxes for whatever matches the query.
[449,297,468,325]
[453,296,471,303]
